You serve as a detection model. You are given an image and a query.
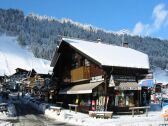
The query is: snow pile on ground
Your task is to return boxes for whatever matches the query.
[45,109,65,121]
[66,111,164,126]
[0,111,8,118]
[0,115,13,126]
[44,108,167,126]
[21,95,168,126]
[0,121,12,126]
[0,35,52,76]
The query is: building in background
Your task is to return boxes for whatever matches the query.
[8,68,29,92]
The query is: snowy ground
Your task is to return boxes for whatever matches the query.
[21,95,168,126]
[0,95,17,126]
[44,109,166,126]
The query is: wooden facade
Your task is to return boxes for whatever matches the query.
[71,66,90,82]
[51,38,150,113]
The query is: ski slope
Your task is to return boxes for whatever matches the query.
[0,35,52,76]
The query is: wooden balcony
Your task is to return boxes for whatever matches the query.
[70,66,90,82]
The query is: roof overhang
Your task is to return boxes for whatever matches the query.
[115,82,141,90]
[59,81,103,94]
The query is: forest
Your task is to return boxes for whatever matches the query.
[0,9,168,69]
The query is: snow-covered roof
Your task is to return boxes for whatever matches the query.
[61,38,149,69]
[0,35,53,76]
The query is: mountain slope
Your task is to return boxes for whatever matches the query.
[0,35,52,76]
[0,9,168,69]
[153,67,168,84]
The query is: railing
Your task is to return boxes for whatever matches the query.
[129,106,150,117]
[70,66,90,82]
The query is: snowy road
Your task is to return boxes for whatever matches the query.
[12,102,74,126]
[4,93,165,126]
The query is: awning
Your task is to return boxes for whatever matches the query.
[115,82,141,90]
[138,79,155,87]
[59,81,103,94]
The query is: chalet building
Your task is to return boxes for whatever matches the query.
[8,68,29,91]
[32,73,51,101]
[22,69,51,102]
[51,37,150,113]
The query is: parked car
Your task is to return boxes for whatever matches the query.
[161,98,168,108]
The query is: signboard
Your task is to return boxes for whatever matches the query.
[114,86,141,90]
[90,75,104,83]
[138,79,155,87]
[113,75,136,82]
[109,75,115,87]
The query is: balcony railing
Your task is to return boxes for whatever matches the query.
[70,66,90,82]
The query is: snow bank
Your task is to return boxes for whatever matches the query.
[0,35,52,76]
[21,95,167,126]
[0,121,12,126]
[44,109,166,126]
[45,109,65,121]
[0,111,8,118]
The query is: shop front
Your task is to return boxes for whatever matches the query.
[114,82,141,112]
[58,81,104,113]
[92,84,106,111]
[138,79,155,105]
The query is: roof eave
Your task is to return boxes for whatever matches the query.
[102,64,150,70]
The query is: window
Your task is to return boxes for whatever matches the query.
[84,59,90,66]
[115,91,135,107]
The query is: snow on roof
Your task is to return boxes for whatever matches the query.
[62,38,150,69]
[0,35,52,76]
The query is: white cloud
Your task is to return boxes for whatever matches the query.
[153,3,168,29]
[132,3,168,36]
[133,22,144,35]
[132,22,150,36]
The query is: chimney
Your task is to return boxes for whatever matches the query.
[122,42,128,48]
[121,32,128,48]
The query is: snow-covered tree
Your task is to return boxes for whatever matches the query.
[0,8,168,69]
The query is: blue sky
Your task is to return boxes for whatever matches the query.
[1,0,168,40]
